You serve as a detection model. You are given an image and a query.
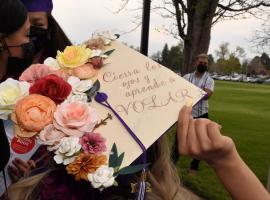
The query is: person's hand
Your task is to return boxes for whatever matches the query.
[177,100,236,168]
[8,158,36,183]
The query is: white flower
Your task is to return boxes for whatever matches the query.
[0,78,30,120]
[67,76,93,94]
[92,31,117,45]
[44,57,60,70]
[88,165,115,190]
[90,49,103,58]
[65,93,88,103]
[53,137,81,165]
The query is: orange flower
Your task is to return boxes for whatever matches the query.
[13,94,56,137]
[72,63,97,79]
[66,153,107,181]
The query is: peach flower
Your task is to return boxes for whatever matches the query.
[54,102,99,137]
[72,63,97,79]
[66,153,107,181]
[39,124,66,146]
[13,94,56,137]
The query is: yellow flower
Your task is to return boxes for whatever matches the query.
[56,45,92,69]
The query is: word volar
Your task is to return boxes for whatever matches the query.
[115,89,190,115]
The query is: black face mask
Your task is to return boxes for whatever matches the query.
[30,26,49,54]
[197,64,208,74]
[5,41,34,80]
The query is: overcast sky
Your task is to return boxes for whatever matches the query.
[52,0,263,61]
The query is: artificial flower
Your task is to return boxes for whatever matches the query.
[88,165,115,190]
[54,137,82,165]
[19,64,69,84]
[66,153,107,181]
[0,78,30,120]
[54,102,99,137]
[91,57,103,69]
[92,31,117,45]
[85,37,105,50]
[56,45,91,69]
[90,49,103,58]
[65,93,88,103]
[43,57,60,70]
[80,133,106,154]
[13,94,56,137]
[67,76,93,94]
[29,74,72,104]
[72,63,98,79]
[39,124,66,146]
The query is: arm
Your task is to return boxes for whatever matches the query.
[177,101,270,200]
[203,78,214,99]
[203,88,213,99]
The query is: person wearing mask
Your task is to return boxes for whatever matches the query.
[172,53,215,175]
[20,0,72,63]
[0,0,72,184]
[0,0,34,81]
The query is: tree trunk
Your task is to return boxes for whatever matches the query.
[182,0,219,75]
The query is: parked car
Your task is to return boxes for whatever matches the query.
[231,76,242,82]
[264,79,270,84]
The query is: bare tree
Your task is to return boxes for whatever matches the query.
[114,0,270,74]
[252,16,270,53]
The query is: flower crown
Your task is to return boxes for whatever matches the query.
[0,31,147,191]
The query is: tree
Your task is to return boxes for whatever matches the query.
[261,52,270,68]
[152,50,162,63]
[216,53,241,74]
[116,0,270,74]
[161,43,169,66]
[215,42,229,60]
[252,17,270,53]
[154,43,184,72]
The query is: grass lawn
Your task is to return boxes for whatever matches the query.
[172,80,270,200]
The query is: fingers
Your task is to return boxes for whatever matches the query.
[27,160,36,169]
[177,99,193,155]
[12,158,28,174]
[194,119,212,151]
[7,158,35,183]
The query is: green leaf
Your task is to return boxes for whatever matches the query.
[109,143,118,168]
[104,49,115,56]
[114,164,149,176]
[116,152,125,168]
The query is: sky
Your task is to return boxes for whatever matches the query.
[52,0,263,61]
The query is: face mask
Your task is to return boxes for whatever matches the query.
[30,26,48,54]
[5,41,34,80]
[197,64,207,74]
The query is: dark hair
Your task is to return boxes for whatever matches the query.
[42,14,72,60]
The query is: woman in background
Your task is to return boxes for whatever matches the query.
[21,0,72,63]
[0,0,33,81]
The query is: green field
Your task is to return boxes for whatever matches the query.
[173,80,270,200]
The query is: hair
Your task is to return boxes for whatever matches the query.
[196,53,208,61]
[7,135,192,200]
[42,14,72,59]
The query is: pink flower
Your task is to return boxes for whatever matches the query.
[80,133,106,154]
[54,102,99,137]
[39,124,66,146]
[19,64,69,84]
